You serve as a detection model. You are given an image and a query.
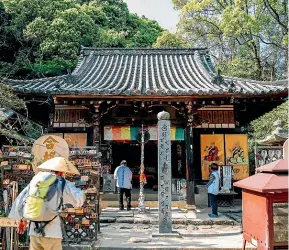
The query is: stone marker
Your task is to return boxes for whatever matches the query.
[157,111,172,234]
[283,139,288,160]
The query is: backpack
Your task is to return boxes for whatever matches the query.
[23,172,66,236]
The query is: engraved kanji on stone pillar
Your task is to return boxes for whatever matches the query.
[157,111,172,234]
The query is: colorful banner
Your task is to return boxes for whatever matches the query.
[103,126,184,141]
[225,134,249,180]
[200,134,225,180]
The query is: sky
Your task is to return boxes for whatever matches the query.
[124,0,180,32]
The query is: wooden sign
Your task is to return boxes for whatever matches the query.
[70,150,98,156]
[32,135,69,173]
[67,208,75,213]
[1,161,8,166]
[90,170,99,176]
[86,187,97,194]
[82,219,90,225]
[84,162,92,167]
[75,208,84,215]
[9,152,17,157]
[0,218,20,227]
[13,164,30,170]
[81,176,89,181]
[197,106,235,128]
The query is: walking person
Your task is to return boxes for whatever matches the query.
[206,163,220,218]
[9,157,86,250]
[114,160,132,211]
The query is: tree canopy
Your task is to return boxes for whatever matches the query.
[246,101,288,171]
[173,0,288,80]
[0,83,25,110]
[0,0,163,78]
[153,30,188,48]
[249,101,288,141]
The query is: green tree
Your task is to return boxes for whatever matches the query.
[126,15,164,48]
[153,30,188,48]
[173,0,288,80]
[0,83,25,110]
[0,0,163,78]
[0,82,29,145]
[245,101,288,172]
[249,101,288,141]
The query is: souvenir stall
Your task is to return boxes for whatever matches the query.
[0,143,102,248]
[63,146,101,244]
[0,146,33,250]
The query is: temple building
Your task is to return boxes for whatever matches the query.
[3,48,288,206]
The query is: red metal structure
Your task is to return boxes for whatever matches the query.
[234,160,288,250]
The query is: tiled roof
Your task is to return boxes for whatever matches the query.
[4,48,288,96]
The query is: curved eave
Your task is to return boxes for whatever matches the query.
[2,48,288,97]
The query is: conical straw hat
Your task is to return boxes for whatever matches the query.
[37,157,80,175]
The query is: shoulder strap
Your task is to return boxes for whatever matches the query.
[60,178,66,193]
[57,178,66,211]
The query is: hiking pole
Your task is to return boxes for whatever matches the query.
[14,228,19,250]
[97,174,100,233]
[10,182,18,250]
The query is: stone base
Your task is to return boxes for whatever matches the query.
[185,204,196,210]
[151,231,182,238]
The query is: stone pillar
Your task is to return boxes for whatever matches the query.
[283,139,288,160]
[157,111,172,234]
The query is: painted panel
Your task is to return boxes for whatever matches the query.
[225,134,249,180]
[200,134,225,180]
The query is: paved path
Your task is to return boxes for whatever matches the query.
[100,207,242,226]
[63,207,246,249]
[88,223,255,250]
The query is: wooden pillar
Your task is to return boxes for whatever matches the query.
[93,105,100,151]
[185,125,196,209]
[185,102,196,209]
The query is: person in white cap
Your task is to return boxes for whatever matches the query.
[114,160,132,210]
[9,157,86,250]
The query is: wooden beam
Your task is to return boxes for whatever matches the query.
[54,90,288,100]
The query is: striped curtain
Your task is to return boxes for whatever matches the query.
[104,126,184,141]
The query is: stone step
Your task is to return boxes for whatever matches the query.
[100,192,180,201]
[99,217,236,225]
[99,200,187,209]
[99,207,238,226]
